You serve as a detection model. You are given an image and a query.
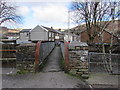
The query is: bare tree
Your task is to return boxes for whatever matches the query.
[71,1,119,44]
[0,0,21,25]
[71,1,120,73]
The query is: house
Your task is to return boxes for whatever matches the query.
[4,32,19,40]
[0,27,20,39]
[17,25,65,43]
[16,29,32,44]
[29,25,48,41]
[19,29,31,41]
[41,26,57,41]
[4,29,20,40]
[64,33,80,42]
[79,29,118,44]
[29,25,58,41]
[54,29,64,41]
[29,25,66,42]
[65,20,119,44]
[41,26,65,41]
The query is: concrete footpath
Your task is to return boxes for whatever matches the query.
[86,72,119,88]
[2,47,89,88]
[2,46,119,89]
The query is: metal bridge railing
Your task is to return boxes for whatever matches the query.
[60,41,69,72]
[35,41,55,72]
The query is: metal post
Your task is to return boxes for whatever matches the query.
[88,52,91,72]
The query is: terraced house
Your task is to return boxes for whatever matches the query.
[69,20,120,44]
[17,25,64,44]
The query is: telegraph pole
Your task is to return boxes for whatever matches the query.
[68,10,70,42]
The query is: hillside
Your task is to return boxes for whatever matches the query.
[65,20,120,37]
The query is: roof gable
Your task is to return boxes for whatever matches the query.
[30,25,48,32]
[41,26,55,33]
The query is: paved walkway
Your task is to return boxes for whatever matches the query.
[42,46,61,72]
[2,47,89,88]
[86,72,119,88]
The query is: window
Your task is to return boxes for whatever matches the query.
[26,33,29,36]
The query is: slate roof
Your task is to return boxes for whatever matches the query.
[41,26,56,33]
[42,26,64,34]
[55,30,65,34]
[20,29,31,33]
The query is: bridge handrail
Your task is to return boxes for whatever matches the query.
[35,41,55,72]
[65,41,69,66]
[35,41,41,66]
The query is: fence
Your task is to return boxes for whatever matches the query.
[88,52,120,74]
[1,44,17,68]
[1,44,17,59]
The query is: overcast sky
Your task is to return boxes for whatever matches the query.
[2,0,119,29]
[2,0,78,29]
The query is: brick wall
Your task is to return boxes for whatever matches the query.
[80,30,118,43]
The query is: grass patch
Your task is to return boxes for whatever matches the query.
[60,58,65,71]
[16,69,28,75]
[67,72,83,79]
[67,72,90,87]
[67,72,89,82]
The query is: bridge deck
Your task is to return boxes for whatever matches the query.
[42,46,61,72]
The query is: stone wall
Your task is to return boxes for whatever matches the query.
[16,43,36,72]
[68,42,89,77]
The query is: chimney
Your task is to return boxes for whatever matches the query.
[58,28,61,31]
[51,26,53,29]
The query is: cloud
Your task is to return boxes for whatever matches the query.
[32,4,68,23]
[8,0,73,2]
[17,6,30,16]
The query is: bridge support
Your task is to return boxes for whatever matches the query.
[35,41,41,72]
[64,42,69,73]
